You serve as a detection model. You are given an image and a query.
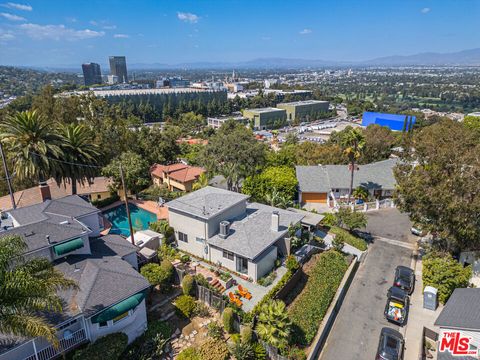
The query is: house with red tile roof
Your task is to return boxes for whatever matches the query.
[150,163,205,192]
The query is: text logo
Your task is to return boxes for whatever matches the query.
[439,331,478,356]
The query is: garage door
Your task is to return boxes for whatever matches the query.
[302,192,327,203]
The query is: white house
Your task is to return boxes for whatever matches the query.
[0,196,150,360]
[166,187,304,281]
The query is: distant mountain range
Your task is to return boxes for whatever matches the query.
[25,48,480,72]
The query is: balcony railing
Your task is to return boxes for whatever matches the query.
[23,328,87,360]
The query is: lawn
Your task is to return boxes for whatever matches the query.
[330,226,368,251]
[288,250,349,346]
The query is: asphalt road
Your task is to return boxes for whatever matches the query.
[319,209,415,360]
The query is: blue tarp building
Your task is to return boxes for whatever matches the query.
[362,112,416,131]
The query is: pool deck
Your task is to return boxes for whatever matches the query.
[99,199,168,236]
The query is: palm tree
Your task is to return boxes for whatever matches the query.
[352,186,369,202]
[0,235,77,345]
[0,110,63,183]
[340,127,365,204]
[58,123,101,194]
[192,172,209,191]
[256,300,291,349]
[264,188,281,207]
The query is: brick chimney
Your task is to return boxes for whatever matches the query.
[39,181,51,202]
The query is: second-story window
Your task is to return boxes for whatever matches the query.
[178,232,188,242]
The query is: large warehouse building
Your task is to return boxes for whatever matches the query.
[277,100,330,122]
[362,112,416,131]
[243,107,287,130]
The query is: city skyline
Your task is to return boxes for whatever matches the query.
[0,0,479,67]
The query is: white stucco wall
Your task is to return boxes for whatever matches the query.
[209,245,236,271]
[253,246,278,280]
[87,299,147,344]
[168,209,208,259]
[77,212,103,237]
[206,201,247,237]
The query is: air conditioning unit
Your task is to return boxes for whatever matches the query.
[219,221,230,239]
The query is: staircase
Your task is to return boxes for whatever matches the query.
[209,278,226,293]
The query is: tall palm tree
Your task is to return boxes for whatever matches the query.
[0,110,63,183]
[192,172,209,191]
[340,128,365,204]
[58,123,101,194]
[256,300,291,349]
[0,235,77,345]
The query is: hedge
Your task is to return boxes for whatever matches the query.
[175,295,197,318]
[73,333,128,360]
[91,194,120,208]
[288,250,348,346]
[330,226,368,251]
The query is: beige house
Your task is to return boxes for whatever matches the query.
[150,163,205,192]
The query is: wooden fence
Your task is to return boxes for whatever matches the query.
[196,285,226,313]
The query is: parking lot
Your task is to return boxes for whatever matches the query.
[320,209,415,360]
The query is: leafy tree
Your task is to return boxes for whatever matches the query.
[177,112,206,135]
[265,144,296,167]
[175,295,197,318]
[423,254,472,304]
[332,232,346,252]
[140,260,174,291]
[295,142,345,166]
[149,220,174,240]
[338,127,365,203]
[256,300,291,350]
[200,120,266,191]
[0,110,63,183]
[0,235,77,345]
[284,132,299,146]
[463,115,480,137]
[58,123,101,194]
[192,172,210,191]
[336,207,368,231]
[102,151,150,197]
[136,125,182,165]
[181,274,195,296]
[360,124,396,163]
[394,119,480,251]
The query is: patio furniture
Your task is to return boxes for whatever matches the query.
[238,285,252,300]
[228,292,243,307]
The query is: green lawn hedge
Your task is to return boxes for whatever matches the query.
[330,226,368,251]
[288,250,349,346]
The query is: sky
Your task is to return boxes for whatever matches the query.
[0,0,478,67]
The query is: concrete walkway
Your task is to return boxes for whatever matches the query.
[403,253,443,360]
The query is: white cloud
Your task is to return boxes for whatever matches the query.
[19,23,105,40]
[421,7,431,14]
[103,25,116,30]
[65,17,77,23]
[0,29,14,41]
[89,20,98,26]
[1,2,31,11]
[177,12,199,23]
[299,28,312,35]
[0,12,25,21]
[113,33,129,38]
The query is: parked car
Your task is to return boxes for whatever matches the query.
[376,327,404,360]
[411,224,426,236]
[393,265,415,294]
[384,286,409,326]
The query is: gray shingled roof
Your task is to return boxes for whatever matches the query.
[8,195,99,225]
[89,234,138,258]
[435,288,480,330]
[166,186,249,219]
[208,203,304,260]
[296,158,398,193]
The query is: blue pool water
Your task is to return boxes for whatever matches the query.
[103,203,157,237]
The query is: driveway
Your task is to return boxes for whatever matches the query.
[319,209,415,360]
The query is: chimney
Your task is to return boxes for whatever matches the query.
[271,211,280,232]
[39,181,51,202]
[219,221,230,239]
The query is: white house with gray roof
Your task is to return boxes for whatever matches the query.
[166,187,303,281]
[296,158,398,206]
[0,196,149,360]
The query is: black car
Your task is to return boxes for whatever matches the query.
[376,327,404,360]
[384,286,409,326]
[393,266,415,294]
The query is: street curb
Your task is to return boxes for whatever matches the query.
[307,257,359,360]
[400,239,419,339]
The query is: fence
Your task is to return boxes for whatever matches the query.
[20,329,87,360]
[419,327,439,360]
[336,198,395,212]
[274,268,303,302]
[196,285,226,313]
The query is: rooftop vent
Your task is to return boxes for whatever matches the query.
[219,221,230,239]
[271,211,280,232]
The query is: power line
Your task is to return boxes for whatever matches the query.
[28,151,104,169]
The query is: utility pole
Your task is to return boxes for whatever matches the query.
[119,163,135,245]
[0,141,15,209]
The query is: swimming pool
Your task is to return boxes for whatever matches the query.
[103,203,158,237]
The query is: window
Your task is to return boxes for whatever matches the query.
[98,321,108,328]
[97,194,101,199]
[223,250,234,261]
[58,318,78,330]
[196,237,204,244]
[113,311,129,324]
[178,232,188,242]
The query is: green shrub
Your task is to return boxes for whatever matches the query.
[423,254,472,304]
[181,254,191,263]
[251,268,295,315]
[73,333,127,360]
[332,232,345,252]
[199,338,230,360]
[122,320,173,360]
[230,333,241,343]
[177,347,201,360]
[229,341,254,360]
[144,320,173,339]
[182,274,195,296]
[140,263,163,286]
[222,307,235,334]
[149,220,174,239]
[158,243,178,261]
[194,301,210,317]
[253,343,267,360]
[285,346,306,360]
[321,212,338,227]
[288,250,348,346]
[207,321,224,340]
[91,194,120,208]
[257,271,277,287]
[330,226,367,251]
[240,325,253,344]
[175,295,196,318]
[138,333,168,360]
[286,255,300,272]
[336,207,367,231]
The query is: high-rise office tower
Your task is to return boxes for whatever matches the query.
[109,56,128,83]
[81,63,102,86]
